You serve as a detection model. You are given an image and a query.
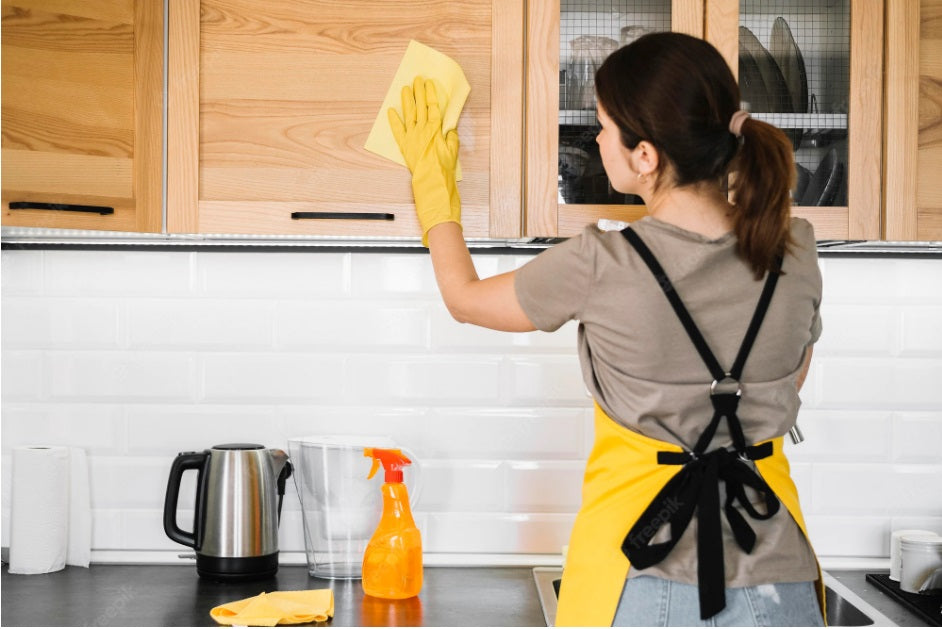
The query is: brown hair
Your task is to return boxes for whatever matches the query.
[595,32,794,278]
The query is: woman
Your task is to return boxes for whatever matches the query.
[389,32,824,627]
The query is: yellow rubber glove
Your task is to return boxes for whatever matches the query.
[388,76,461,246]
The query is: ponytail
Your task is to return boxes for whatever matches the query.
[729,117,795,279]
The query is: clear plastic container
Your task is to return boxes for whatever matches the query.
[288,435,421,579]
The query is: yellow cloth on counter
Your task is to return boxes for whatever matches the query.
[209,589,334,627]
[365,39,470,180]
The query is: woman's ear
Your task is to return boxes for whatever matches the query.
[634,140,660,177]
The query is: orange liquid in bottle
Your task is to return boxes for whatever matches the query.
[362,482,423,599]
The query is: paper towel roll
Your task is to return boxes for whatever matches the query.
[9,446,91,574]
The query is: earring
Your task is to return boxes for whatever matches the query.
[637,172,648,184]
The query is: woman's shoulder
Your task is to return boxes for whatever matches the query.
[789,216,817,247]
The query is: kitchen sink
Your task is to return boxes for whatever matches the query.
[533,568,898,626]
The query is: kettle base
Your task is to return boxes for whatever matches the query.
[196,552,279,582]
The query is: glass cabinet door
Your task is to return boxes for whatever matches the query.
[558,1,672,208]
[739,1,849,209]
[526,0,698,237]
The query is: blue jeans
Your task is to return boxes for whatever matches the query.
[611,576,824,627]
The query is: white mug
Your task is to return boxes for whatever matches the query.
[890,529,938,581]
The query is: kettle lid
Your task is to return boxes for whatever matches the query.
[212,443,264,450]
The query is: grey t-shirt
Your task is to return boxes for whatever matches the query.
[515,215,822,587]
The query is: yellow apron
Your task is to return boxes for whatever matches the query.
[555,403,825,626]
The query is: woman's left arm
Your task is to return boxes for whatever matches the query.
[426,222,536,332]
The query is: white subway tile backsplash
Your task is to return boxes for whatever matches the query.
[892,412,942,462]
[128,299,273,349]
[818,358,942,409]
[814,304,898,357]
[201,353,345,403]
[122,509,184,550]
[1,350,44,400]
[505,461,584,512]
[811,463,942,514]
[416,460,505,512]
[345,356,503,404]
[430,304,515,350]
[127,405,279,454]
[507,356,590,405]
[350,254,438,295]
[785,411,892,463]
[424,512,574,554]
[804,516,890,557]
[419,408,588,460]
[1,404,126,454]
[2,299,121,350]
[822,258,942,305]
[1,250,940,561]
[276,301,429,350]
[43,251,194,297]
[90,457,174,509]
[900,306,942,355]
[46,352,196,402]
[1,250,43,295]
[197,252,348,297]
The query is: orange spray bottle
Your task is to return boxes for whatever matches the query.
[361,448,422,599]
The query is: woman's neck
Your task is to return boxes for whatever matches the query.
[642,181,734,239]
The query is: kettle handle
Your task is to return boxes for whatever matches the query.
[163,451,207,549]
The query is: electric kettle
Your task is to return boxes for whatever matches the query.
[163,443,292,581]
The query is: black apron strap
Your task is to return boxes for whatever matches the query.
[619,225,784,620]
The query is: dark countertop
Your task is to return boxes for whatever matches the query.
[0,564,931,626]
[0,565,544,627]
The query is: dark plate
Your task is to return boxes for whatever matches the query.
[769,17,807,149]
[739,26,790,114]
[799,148,843,207]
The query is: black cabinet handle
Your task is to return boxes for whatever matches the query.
[9,202,114,215]
[291,212,394,221]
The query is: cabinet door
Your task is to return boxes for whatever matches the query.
[723,0,883,240]
[525,0,882,240]
[167,0,523,238]
[1,0,163,232]
[525,0,702,237]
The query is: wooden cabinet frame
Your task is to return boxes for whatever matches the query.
[525,0,884,240]
[167,0,524,238]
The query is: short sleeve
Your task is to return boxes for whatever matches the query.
[792,218,823,345]
[514,228,597,332]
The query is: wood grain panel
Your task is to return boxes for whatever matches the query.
[704,0,738,78]
[847,0,884,239]
[166,0,200,233]
[672,0,704,38]
[0,4,133,53]
[524,0,560,237]
[916,0,942,239]
[917,207,942,239]
[2,0,162,232]
[488,0,524,238]
[133,0,163,232]
[791,207,851,240]
[175,0,505,237]
[558,205,648,237]
[884,0,921,240]
[198,200,489,237]
[5,0,133,24]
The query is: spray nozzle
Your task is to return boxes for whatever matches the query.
[364,447,412,483]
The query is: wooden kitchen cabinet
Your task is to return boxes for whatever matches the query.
[524,0,884,241]
[1,0,163,232]
[167,0,524,239]
[884,0,942,241]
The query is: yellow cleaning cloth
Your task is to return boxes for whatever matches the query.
[365,40,470,180]
[209,589,334,627]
